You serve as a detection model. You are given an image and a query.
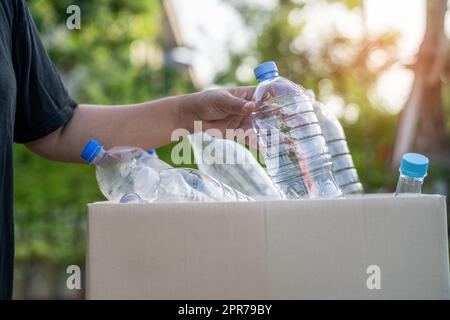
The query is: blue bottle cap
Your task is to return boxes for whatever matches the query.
[400,153,429,178]
[81,139,103,163]
[254,61,278,81]
[147,149,156,155]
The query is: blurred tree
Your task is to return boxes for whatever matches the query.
[392,0,450,235]
[393,0,450,166]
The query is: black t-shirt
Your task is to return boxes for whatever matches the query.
[0,0,77,299]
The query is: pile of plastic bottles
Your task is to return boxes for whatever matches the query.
[81,141,253,203]
[82,61,429,202]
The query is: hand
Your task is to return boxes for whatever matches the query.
[186,87,256,135]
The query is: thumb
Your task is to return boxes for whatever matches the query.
[220,93,255,116]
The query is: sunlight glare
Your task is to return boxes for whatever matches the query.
[368,65,415,114]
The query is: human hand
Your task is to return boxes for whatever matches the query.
[185,87,256,136]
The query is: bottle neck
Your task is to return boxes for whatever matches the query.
[91,148,107,165]
[395,173,424,195]
[257,71,279,82]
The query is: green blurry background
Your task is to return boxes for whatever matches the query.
[13,0,450,298]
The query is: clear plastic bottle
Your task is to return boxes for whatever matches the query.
[251,61,342,199]
[155,168,253,202]
[81,140,161,201]
[81,140,253,202]
[306,90,363,195]
[395,153,429,195]
[120,192,145,204]
[188,132,281,200]
[145,149,172,172]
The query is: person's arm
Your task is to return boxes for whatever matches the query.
[25,87,255,163]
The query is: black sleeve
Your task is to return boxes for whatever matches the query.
[12,0,78,143]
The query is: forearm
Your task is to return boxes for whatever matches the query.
[26,94,196,163]
[26,86,255,163]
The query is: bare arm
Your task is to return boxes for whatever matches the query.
[25,88,255,163]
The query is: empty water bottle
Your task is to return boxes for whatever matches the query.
[188,132,281,200]
[251,61,342,199]
[145,149,172,172]
[81,140,252,202]
[306,90,363,195]
[120,192,145,204]
[155,168,253,202]
[395,153,429,195]
[81,140,161,201]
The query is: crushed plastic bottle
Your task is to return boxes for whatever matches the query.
[251,61,342,199]
[81,140,160,201]
[155,168,253,202]
[188,132,281,200]
[120,192,145,204]
[306,90,363,195]
[395,153,429,195]
[145,149,172,172]
[81,140,253,202]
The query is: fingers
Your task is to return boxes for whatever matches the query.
[227,86,256,100]
[221,92,256,116]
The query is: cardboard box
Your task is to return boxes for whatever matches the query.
[86,194,450,299]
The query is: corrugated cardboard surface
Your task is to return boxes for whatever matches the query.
[86,194,450,300]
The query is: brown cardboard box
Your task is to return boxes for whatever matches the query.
[86,194,449,299]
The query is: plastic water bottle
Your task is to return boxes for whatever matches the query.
[306,90,363,195]
[155,168,253,202]
[81,140,161,201]
[81,140,253,202]
[145,149,172,172]
[251,61,342,199]
[120,192,145,204]
[395,153,429,195]
[188,132,281,200]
